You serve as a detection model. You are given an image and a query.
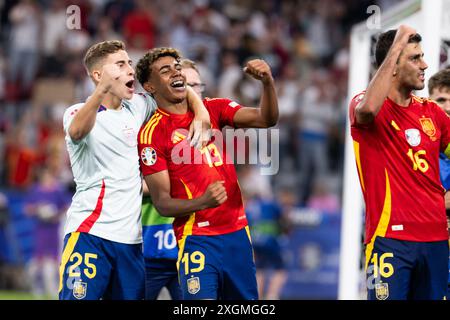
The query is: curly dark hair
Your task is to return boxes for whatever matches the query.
[135,47,182,85]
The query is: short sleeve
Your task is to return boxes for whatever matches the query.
[433,102,450,157]
[63,103,86,144]
[205,98,242,129]
[128,93,157,125]
[348,92,365,127]
[138,126,167,176]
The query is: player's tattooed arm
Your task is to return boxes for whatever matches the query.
[144,171,227,217]
[355,25,417,125]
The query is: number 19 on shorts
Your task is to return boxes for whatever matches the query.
[181,251,205,275]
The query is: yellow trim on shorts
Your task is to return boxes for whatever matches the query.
[58,232,81,293]
[364,169,392,270]
[244,225,252,243]
[176,180,196,275]
[245,225,256,264]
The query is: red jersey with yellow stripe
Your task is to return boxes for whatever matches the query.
[349,92,450,244]
[137,98,247,241]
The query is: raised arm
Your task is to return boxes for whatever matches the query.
[355,25,417,125]
[68,64,121,141]
[233,59,279,128]
[144,171,227,217]
[186,85,211,149]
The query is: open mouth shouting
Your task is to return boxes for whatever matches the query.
[125,79,135,93]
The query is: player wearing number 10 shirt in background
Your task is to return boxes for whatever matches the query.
[349,25,450,300]
[136,47,278,300]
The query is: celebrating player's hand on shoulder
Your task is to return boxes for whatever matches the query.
[200,181,227,209]
[243,59,274,85]
[188,115,212,150]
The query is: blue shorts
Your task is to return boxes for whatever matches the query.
[177,227,258,300]
[58,232,145,300]
[145,258,181,300]
[365,236,448,300]
[253,238,284,270]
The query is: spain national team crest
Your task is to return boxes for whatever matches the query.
[187,276,200,295]
[73,280,87,300]
[419,117,436,138]
[141,147,157,166]
[375,282,389,300]
[405,128,421,147]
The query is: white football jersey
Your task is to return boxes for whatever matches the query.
[63,93,156,244]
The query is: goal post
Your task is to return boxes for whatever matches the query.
[339,0,446,300]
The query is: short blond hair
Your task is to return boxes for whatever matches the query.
[83,40,126,72]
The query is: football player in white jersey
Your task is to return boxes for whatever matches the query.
[58,40,209,300]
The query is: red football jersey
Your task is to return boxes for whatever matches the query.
[349,92,450,243]
[138,98,247,241]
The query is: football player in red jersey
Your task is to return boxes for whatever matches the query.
[428,68,450,299]
[349,25,450,300]
[135,47,278,300]
[140,59,208,301]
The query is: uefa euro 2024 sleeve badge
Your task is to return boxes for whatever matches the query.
[141,147,157,166]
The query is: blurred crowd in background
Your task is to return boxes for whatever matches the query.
[0,0,401,299]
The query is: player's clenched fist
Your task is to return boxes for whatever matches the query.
[243,59,274,85]
[394,24,417,47]
[201,181,227,208]
[98,63,123,93]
